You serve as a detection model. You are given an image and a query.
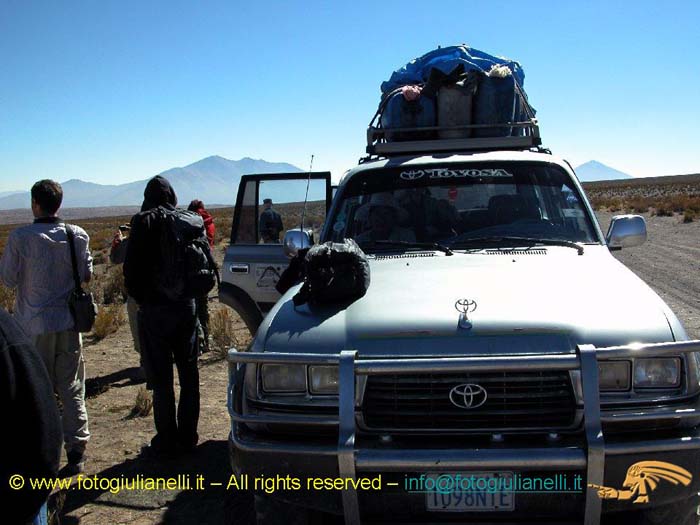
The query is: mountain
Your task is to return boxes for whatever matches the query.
[0,156,308,210]
[574,161,634,182]
[0,190,23,199]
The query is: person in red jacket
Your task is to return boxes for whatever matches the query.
[188,199,215,248]
[188,200,215,352]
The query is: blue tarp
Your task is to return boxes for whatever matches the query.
[380,45,526,95]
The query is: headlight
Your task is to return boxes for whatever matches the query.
[634,358,681,388]
[261,364,306,393]
[598,361,631,391]
[309,366,339,394]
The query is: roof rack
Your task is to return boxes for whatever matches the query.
[366,119,542,157]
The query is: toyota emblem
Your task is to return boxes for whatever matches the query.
[449,383,488,409]
[455,298,477,330]
[399,170,425,181]
[455,299,478,315]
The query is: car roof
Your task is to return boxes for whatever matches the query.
[340,150,575,186]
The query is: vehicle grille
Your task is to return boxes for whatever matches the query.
[362,371,577,432]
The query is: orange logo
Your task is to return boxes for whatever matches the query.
[588,461,692,504]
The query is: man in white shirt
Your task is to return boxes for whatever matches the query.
[0,179,92,476]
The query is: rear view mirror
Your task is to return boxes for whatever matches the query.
[606,215,647,249]
[283,229,312,258]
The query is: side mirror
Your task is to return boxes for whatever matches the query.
[283,229,312,258]
[606,214,647,249]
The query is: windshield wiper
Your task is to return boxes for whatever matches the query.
[451,236,584,255]
[373,240,454,256]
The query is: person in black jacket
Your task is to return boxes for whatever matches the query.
[0,308,62,524]
[258,198,284,243]
[123,176,200,457]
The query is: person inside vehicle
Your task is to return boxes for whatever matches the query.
[487,194,541,225]
[354,193,416,244]
[396,187,461,242]
[259,198,284,243]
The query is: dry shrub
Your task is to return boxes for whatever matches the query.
[585,178,700,215]
[93,250,108,266]
[208,206,232,248]
[665,194,700,213]
[683,210,696,223]
[130,387,153,417]
[0,283,15,313]
[87,224,121,252]
[688,197,700,214]
[653,205,674,217]
[102,266,126,305]
[92,304,126,340]
[86,276,103,306]
[209,307,239,359]
[589,196,624,212]
[627,196,652,213]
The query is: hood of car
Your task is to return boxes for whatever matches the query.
[258,246,675,355]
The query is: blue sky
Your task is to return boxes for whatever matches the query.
[1,0,699,191]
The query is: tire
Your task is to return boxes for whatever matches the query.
[254,495,341,525]
[225,488,255,525]
[603,495,700,525]
[637,496,700,525]
[254,494,312,525]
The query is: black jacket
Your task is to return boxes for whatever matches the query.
[259,207,284,240]
[124,176,179,305]
[0,309,62,524]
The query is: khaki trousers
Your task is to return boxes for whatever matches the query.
[126,295,142,362]
[33,331,90,454]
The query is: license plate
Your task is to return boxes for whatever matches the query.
[425,472,515,512]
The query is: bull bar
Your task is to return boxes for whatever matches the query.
[227,340,700,525]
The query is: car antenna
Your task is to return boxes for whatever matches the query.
[299,154,314,234]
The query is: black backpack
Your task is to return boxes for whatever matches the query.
[293,239,370,306]
[154,207,219,301]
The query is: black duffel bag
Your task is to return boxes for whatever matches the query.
[291,239,370,307]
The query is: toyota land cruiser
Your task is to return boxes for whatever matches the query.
[221,137,700,524]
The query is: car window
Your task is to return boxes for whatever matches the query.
[232,178,327,245]
[327,163,598,250]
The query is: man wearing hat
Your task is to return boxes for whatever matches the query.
[259,198,284,243]
[355,192,416,244]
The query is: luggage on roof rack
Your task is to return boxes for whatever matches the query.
[380,45,526,96]
[367,45,541,156]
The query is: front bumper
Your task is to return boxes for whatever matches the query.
[227,341,700,524]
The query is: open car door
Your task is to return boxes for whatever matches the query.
[219,171,332,335]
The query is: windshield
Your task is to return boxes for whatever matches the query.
[327,162,598,251]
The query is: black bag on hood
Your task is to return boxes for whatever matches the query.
[154,207,219,301]
[293,239,370,306]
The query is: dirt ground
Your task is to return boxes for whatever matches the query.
[52,245,254,525]
[53,211,700,524]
